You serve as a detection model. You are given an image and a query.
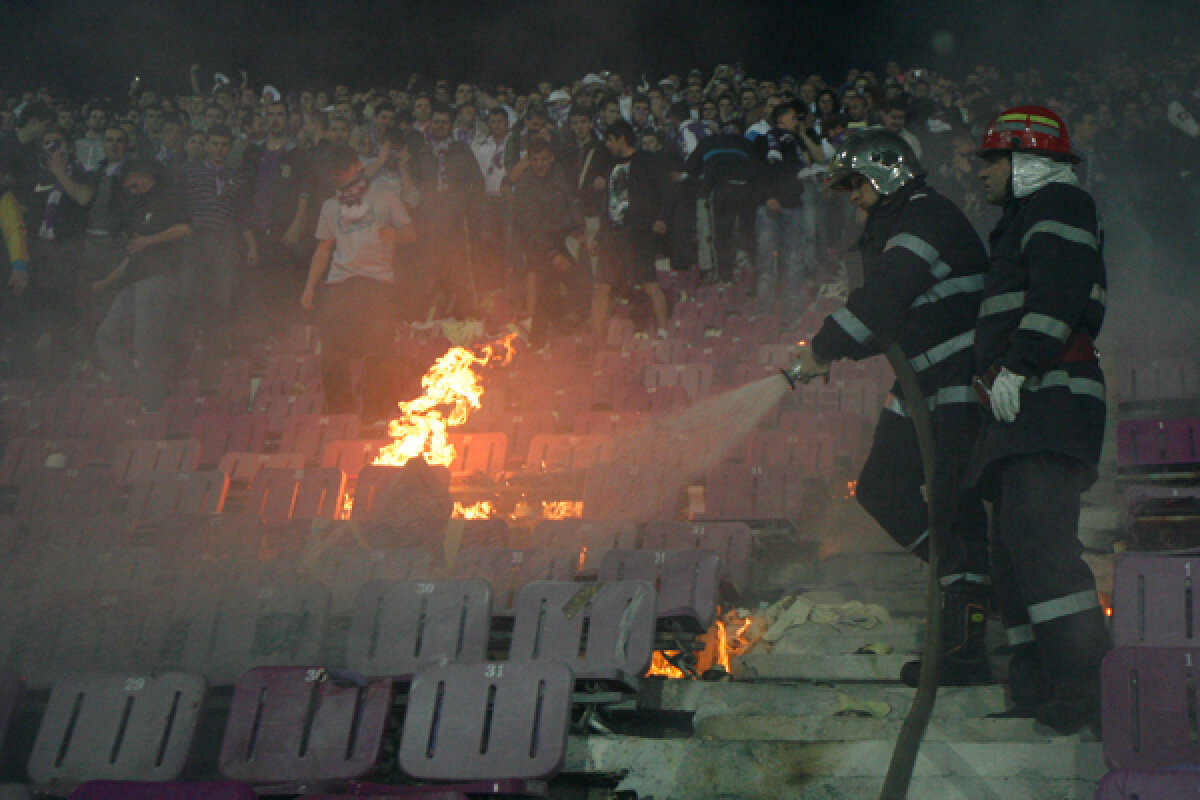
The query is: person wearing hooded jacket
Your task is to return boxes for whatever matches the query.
[786,128,992,690]
[969,105,1110,735]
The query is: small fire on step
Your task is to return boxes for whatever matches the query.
[644,608,764,680]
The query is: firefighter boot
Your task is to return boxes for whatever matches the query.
[1033,606,1111,737]
[900,581,993,688]
[988,643,1051,718]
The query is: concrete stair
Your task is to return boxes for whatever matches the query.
[559,521,1115,799]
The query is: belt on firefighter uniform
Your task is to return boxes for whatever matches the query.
[1047,330,1098,366]
[972,331,1098,409]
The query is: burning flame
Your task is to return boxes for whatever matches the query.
[845,480,858,499]
[541,501,583,519]
[646,651,685,679]
[454,500,497,519]
[373,333,517,469]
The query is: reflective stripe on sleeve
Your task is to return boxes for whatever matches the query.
[1023,369,1106,402]
[1020,220,1099,252]
[1006,624,1036,646]
[1018,312,1072,341]
[911,274,986,308]
[831,306,873,344]
[940,573,992,587]
[979,291,1026,317]
[1027,589,1100,625]
[1090,283,1107,305]
[908,330,976,372]
[906,529,930,552]
[884,233,952,279]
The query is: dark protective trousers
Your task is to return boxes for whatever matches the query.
[988,453,1111,686]
[856,404,990,585]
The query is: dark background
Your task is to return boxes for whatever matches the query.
[2,0,1192,98]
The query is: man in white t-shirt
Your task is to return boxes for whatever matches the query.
[302,145,415,420]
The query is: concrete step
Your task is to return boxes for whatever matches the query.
[734,652,916,681]
[646,680,1010,720]
[817,552,930,589]
[565,737,1104,799]
[764,619,925,655]
[694,713,1081,742]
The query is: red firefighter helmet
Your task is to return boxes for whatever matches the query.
[977,105,1079,163]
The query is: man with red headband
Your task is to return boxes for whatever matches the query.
[968,106,1110,735]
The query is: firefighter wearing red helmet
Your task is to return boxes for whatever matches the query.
[966,105,1110,735]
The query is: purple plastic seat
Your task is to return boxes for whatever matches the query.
[642,520,753,594]
[1117,418,1200,471]
[580,461,676,523]
[450,548,577,610]
[316,547,434,612]
[598,549,721,631]
[346,580,492,679]
[528,519,638,572]
[28,672,207,792]
[1102,646,1200,769]
[1112,552,1200,646]
[1094,767,1200,799]
[178,569,331,684]
[509,580,656,688]
[399,660,573,783]
[218,666,393,787]
[702,463,803,524]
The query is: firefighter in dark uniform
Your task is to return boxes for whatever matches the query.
[786,128,992,687]
[968,106,1110,735]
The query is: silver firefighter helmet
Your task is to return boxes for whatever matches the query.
[827,127,925,195]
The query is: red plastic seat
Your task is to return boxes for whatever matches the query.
[524,434,613,474]
[216,451,306,484]
[246,467,346,525]
[279,413,360,462]
[127,471,229,521]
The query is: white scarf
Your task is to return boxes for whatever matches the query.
[1011,152,1078,198]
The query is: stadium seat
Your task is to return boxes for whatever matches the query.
[527,519,638,571]
[1112,551,1200,646]
[1103,645,1200,769]
[111,439,201,484]
[509,580,656,688]
[127,471,229,521]
[252,391,326,434]
[28,672,207,792]
[598,549,721,631]
[642,520,754,595]
[445,431,507,479]
[398,660,573,783]
[346,580,492,678]
[319,439,390,481]
[245,467,346,525]
[218,666,393,786]
[189,414,269,468]
[524,434,613,474]
[280,413,361,462]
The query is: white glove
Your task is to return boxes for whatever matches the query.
[990,367,1026,423]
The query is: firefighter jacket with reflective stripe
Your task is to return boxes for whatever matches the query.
[811,180,989,413]
[966,180,1108,490]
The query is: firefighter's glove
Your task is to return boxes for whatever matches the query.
[990,368,1026,423]
[782,343,830,388]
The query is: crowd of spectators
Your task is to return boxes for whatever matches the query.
[0,52,1198,415]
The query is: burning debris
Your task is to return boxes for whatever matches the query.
[374,332,518,470]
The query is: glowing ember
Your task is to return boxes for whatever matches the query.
[845,480,858,498]
[374,333,517,469]
[646,651,685,679]
[541,500,584,519]
[454,500,497,519]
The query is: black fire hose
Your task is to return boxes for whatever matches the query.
[878,342,942,800]
[782,343,943,800]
